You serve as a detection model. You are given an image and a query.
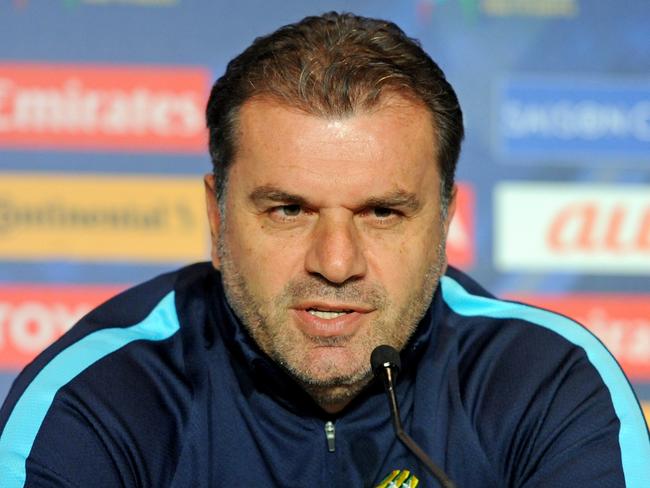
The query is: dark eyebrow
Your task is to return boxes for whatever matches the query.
[249,186,421,211]
[249,186,308,206]
[362,190,421,212]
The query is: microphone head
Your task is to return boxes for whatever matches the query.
[370,345,401,376]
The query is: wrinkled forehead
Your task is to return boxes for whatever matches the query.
[232,91,438,162]
[227,96,442,208]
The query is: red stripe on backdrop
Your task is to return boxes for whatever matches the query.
[447,183,475,269]
[0,285,125,368]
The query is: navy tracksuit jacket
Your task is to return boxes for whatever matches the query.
[1,263,648,487]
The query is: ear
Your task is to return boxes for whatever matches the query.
[441,184,458,272]
[204,173,222,269]
[445,184,458,235]
[443,184,458,236]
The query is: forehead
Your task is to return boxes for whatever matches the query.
[230,96,440,203]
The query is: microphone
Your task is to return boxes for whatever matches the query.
[371,345,455,488]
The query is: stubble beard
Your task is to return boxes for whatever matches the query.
[217,229,447,411]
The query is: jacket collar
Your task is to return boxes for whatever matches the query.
[209,269,444,418]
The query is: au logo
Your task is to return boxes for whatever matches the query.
[376,469,419,487]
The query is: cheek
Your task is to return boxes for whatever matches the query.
[224,218,306,295]
[367,227,440,284]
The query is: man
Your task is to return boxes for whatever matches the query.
[0,12,648,488]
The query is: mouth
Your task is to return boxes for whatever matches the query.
[297,300,373,316]
[292,302,373,337]
[306,308,354,319]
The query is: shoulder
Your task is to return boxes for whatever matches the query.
[439,267,650,486]
[0,262,216,487]
[441,266,627,384]
[440,267,638,407]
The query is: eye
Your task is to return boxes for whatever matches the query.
[279,204,301,216]
[268,204,304,221]
[360,206,404,228]
[372,207,395,219]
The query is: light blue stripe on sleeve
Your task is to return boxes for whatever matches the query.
[440,276,650,487]
[0,291,180,488]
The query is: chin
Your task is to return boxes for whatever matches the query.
[302,376,373,413]
[292,347,368,382]
[285,354,371,388]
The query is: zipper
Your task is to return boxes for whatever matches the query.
[324,420,335,452]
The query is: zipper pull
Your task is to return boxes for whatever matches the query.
[324,421,335,452]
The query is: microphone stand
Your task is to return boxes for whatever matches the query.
[372,345,455,488]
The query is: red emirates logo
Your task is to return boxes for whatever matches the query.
[0,64,210,153]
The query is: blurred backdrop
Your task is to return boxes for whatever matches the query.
[0,0,648,425]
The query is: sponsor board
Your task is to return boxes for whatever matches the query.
[0,64,208,152]
[495,183,650,274]
[0,285,123,368]
[14,0,178,7]
[416,0,576,20]
[508,294,650,381]
[73,0,178,6]
[447,183,475,269]
[0,173,209,262]
[483,0,577,17]
[416,0,480,21]
[497,77,650,159]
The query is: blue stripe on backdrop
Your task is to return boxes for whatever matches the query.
[441,276,650,487]
[0,292,180,488]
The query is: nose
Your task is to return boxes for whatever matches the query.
[304,213,368,284]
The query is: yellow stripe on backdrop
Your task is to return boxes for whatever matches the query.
[0,173,208,262]
[643,402,650,429]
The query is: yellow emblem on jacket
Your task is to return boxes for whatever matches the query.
[376,469,419,487]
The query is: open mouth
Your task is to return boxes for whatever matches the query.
[307,308,353,319]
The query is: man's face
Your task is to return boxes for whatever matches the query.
[205,96,455,412]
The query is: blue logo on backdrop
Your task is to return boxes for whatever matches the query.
[497,77,650,161]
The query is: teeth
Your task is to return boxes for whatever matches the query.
[308,309,349,319]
